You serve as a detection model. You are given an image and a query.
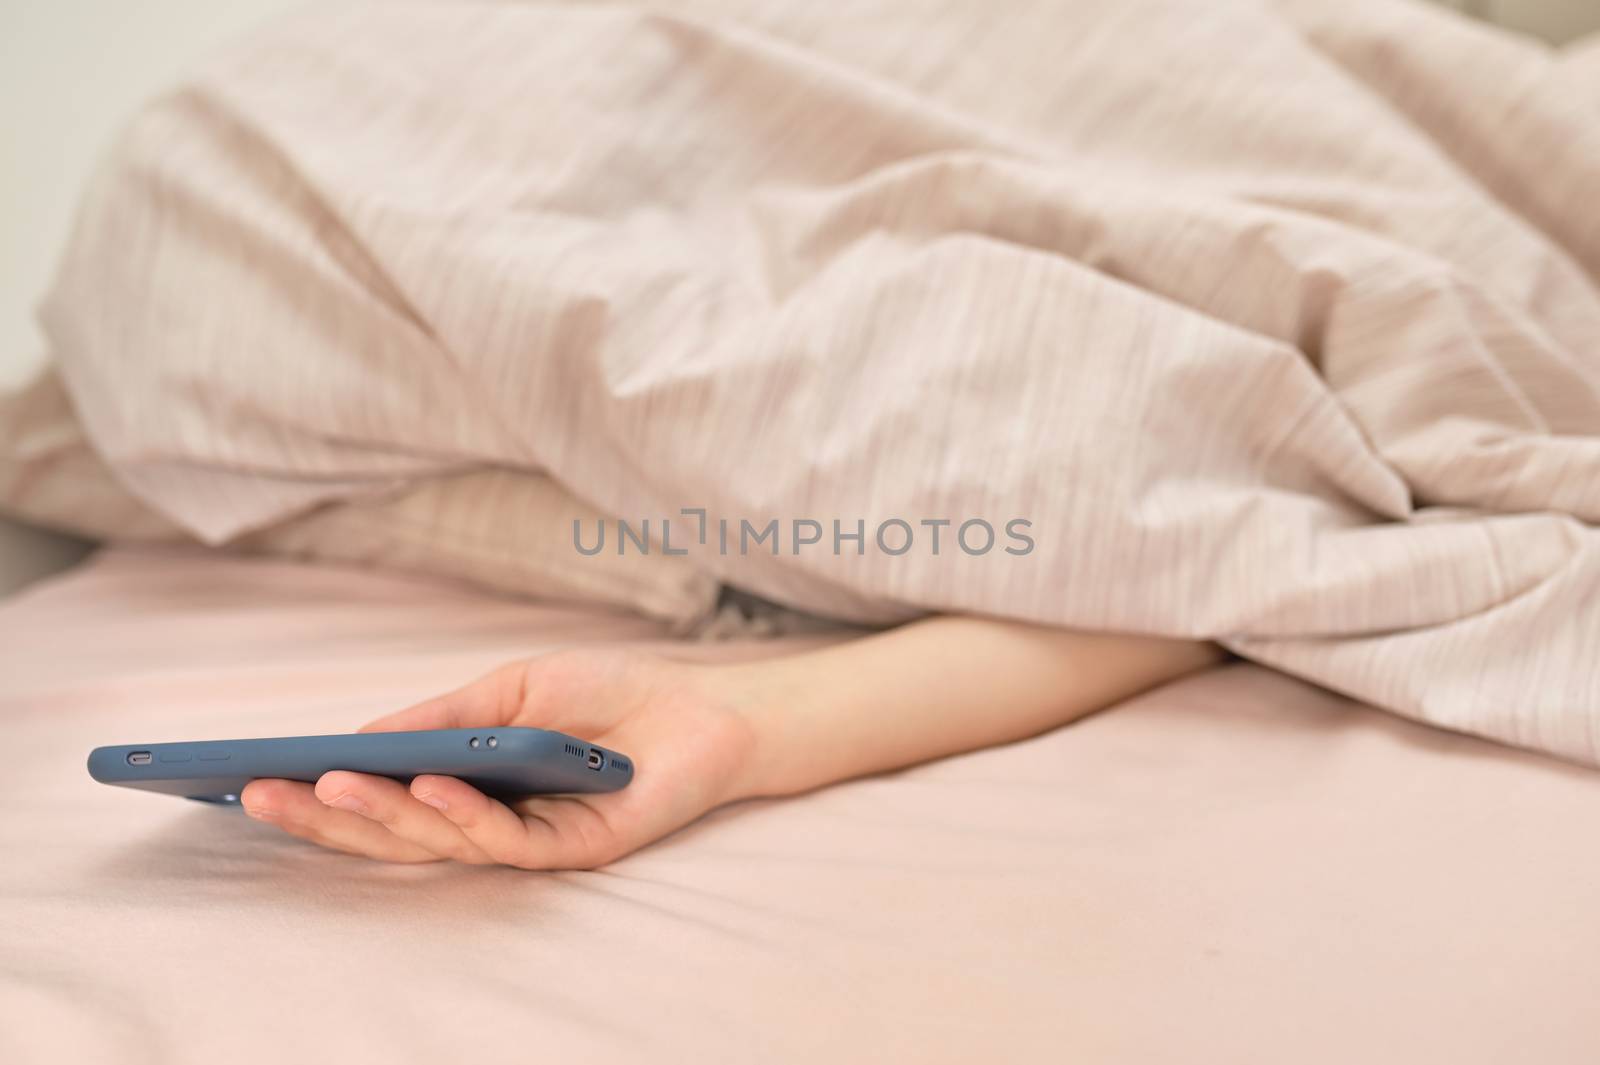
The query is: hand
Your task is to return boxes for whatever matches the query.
[240,648,761,869]
[241,616,1217,870]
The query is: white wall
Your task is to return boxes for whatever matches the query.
[0,0,292,390]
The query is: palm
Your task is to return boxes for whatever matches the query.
[242,649,758,869]
[489,650,758,867]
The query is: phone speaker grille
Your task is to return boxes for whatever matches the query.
[563,743,583,757]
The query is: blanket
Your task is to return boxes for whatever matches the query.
[38,0,1600,761]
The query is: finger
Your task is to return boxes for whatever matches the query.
[242,779,440,863]
[314,771,492,864]
[359,662,525,734]
[409,775,621,870]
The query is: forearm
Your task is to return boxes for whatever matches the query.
[725,616,1222,799]
[252,616,1222,869]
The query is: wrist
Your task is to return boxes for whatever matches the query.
[711,655,815,803]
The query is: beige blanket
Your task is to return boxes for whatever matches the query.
[5,548,1600,1063]
[39,0,1600,761]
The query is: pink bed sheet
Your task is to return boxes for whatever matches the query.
[2,547,1598,1063]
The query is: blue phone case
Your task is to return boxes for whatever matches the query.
[87,727,633,804]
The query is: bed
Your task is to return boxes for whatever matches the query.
[3,546,1597,1063]
[6,1,1600,1058]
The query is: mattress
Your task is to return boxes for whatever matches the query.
[2,547,1598,1063]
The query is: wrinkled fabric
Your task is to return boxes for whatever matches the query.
[40,0,1600,760]
[0,367,719,623]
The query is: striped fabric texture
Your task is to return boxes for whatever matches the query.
[36,0,1600,761]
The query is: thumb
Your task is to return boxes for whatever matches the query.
[359,661,528,733]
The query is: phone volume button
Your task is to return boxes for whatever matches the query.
[158,751,193,763]
[196,752,231,762]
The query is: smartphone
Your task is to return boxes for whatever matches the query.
[87,727,634,805]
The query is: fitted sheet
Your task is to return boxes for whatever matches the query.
[1,548,1598,1064]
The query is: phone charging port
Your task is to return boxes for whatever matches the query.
[127,751,153,766]
[585,748,604,771]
